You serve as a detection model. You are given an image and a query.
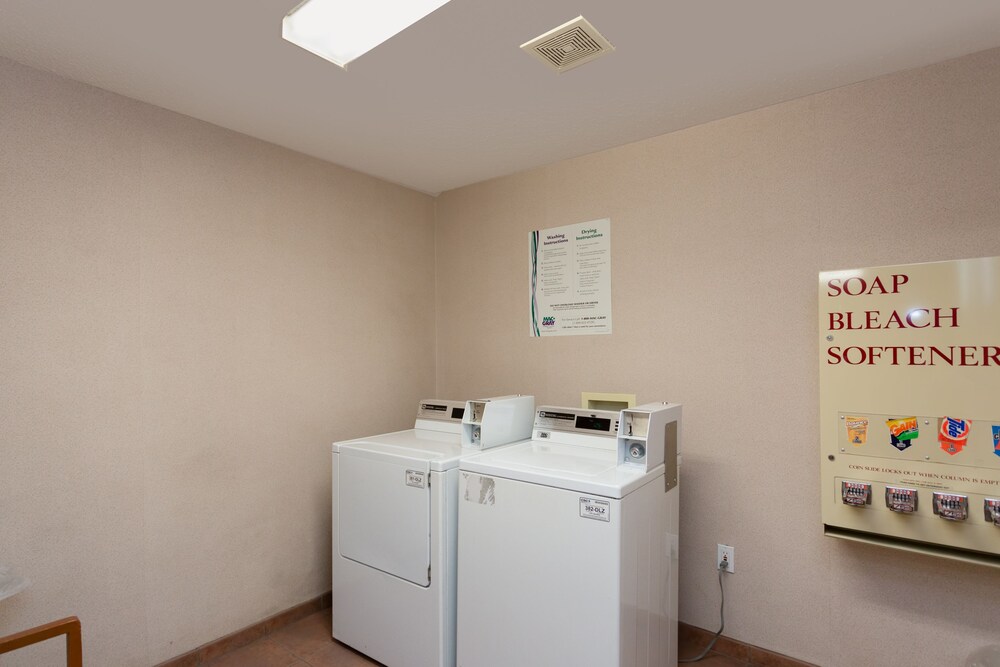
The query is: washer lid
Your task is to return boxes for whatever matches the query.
[459,440,662,499]
[333,428,466,471]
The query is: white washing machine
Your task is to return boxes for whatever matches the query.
[456,403,681,667]
[332,395,535,667]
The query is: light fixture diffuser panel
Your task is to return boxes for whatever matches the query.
[282,0,452,68]
[521,16,615,73]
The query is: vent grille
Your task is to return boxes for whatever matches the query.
[521,16,614,73]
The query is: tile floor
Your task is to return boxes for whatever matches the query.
[204,609,751,667]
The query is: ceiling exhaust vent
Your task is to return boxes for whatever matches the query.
[521,16,614,73]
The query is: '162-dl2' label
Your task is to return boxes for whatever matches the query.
[579,497,610,522]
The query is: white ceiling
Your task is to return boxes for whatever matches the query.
[2,1,1000,194]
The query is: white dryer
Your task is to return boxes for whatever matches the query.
[456,403,681,667]
[332,395,535,667]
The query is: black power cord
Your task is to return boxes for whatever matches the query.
[678,561,726,663]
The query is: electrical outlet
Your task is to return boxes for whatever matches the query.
[717,544,735,573]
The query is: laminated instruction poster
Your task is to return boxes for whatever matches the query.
[529,218,612,336]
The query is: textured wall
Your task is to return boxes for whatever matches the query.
[4,42,1000,667]
[0,57,436,665]
[434,48,1000,665]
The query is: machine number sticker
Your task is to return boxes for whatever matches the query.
[405,470,427,489]
[579,497,610,522]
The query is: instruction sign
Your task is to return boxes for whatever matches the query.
[529,219,612,336]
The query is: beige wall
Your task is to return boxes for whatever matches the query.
[0,57,436,665]
[5,43,1000,667]
[435,48,1000,665]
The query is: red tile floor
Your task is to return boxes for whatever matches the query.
[204,610,750,667]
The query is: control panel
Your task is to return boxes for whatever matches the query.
[416,399,467,422]
[532,407,619,438]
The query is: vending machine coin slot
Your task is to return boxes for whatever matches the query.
[885,486,918,513]
[984,499,1000,527]
[932,492,969,521]
[841,481,872,507]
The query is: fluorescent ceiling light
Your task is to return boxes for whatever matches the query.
[282,0,453,68]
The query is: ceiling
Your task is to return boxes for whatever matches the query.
[2,1,1000,195]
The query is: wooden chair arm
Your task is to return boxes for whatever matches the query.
[0,616,82,666]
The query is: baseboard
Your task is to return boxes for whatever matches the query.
[679,622,818,667]
[156,599,809,667]
[154,592,332,667]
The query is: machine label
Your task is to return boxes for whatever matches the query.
[846,416,869,446]
[938,417,971,455]
[405,470,427,489]
[579,497,611,522]
[885,417,918,452]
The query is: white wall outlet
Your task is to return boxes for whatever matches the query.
[717,543,735,573]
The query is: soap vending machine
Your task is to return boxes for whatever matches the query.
[819,257,1000,564]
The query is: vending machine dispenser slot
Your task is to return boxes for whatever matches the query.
[932,492,969,521]
[885,486,918,513]
[984,499,1000,526]
[841,481,872,507]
